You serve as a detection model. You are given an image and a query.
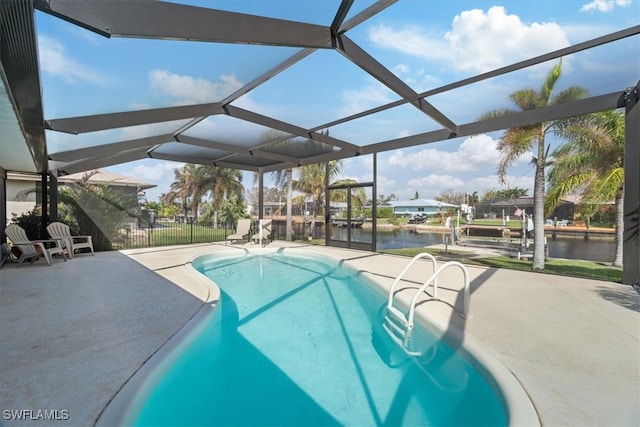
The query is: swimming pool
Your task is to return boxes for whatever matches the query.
[102,248,538,426]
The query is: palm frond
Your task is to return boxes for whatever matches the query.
[510,89,538,110]
[540,60,562,105]
[496,127,537,181]
[477,108,518,121]
[583,168,624,203]
[551,86,588,105]
[545,171,592,215]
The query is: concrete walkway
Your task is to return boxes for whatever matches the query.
[1,242,638,426]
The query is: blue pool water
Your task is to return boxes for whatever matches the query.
[131,250,508,426]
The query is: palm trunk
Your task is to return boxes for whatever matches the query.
[286,168,292,241]
[612,187,624,267]
[532,138,546,271]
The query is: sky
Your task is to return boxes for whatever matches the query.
[35,0,639,203]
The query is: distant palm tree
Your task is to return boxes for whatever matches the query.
[203,165,244,210]
[295,160,342,238]
[164,164,243,224]
[546,110,625,267]
[162,164,197,220]
[218,193,247,228]
[256,129,335,241]
[330,179,367,219]
[269,167,294,241]
[481,60,587,271]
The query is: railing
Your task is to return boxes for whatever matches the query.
[383,253,469,357]
[113,221,231,249]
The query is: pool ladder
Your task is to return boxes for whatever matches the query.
[382,253,469,356]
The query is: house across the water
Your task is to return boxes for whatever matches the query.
[386,199,459,217]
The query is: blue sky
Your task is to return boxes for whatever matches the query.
[36,0,639,202]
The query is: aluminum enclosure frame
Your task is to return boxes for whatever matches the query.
[0,0,638,284]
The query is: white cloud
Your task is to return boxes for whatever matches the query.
[580,0,631,12]
[133,161,181,182]
[149,70,244,103]
[408,174,465,190]
[38,35,106,84]
[370,6,570,73]
[388,134,504,173]
[339,84,395,116]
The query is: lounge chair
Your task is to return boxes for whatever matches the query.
[46,222,94,258]
[5,224,67,266]
[226,219,252,244]
[251,219,273,247]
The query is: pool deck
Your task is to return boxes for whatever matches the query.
[1,241,638,426]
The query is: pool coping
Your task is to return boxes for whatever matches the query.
[96,260,220,426]
[97,246,540,426]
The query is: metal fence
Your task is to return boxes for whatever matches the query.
[113,219,326,250]
[114,221,232,249]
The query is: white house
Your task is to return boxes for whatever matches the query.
[6,169,155,221]
[387,199,458,217]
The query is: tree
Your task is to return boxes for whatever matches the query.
[481,60,587,271]
[295,160,342,237]
[436,188,466,205]
[546,110,625,266]
[164,164,243,224]
[57,172,137,250]
[218,193,248,228]
[269,167,295,241]
[329,179,367,219]
[202,165,244,227]
[162,164,197,220]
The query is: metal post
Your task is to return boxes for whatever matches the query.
[49,171,58,221]
[40,172,48,239]
[372,153,377,252]
[258,168,264,221]
[622,84,639,286]
[521,208,527,253]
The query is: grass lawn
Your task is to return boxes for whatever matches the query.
[296,240,622,283]
[379,247,622,283]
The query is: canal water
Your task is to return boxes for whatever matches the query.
[332,228,616,263]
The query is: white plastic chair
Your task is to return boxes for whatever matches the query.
[5,224,67,266]
[46,222,94,259]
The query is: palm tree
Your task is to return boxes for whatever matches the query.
[546,110,624,266]
[218,193,247,228]
[163,164,196,220]
[330,179,367,219]
[269,168,294,241]
[201,165,244,226]
[259,130,334,241]
[164,164,243,224]
[295,160,342,238]
[481,60,587,271]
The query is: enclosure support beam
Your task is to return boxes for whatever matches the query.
[40,172,48,239]
[622,83,640,286]
[49,172,58,222]
[258,168,264,221]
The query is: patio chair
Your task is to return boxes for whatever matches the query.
[46,222,94,258]
[5,224,67,266]
[251,219,273,247]
[225,219,252,244]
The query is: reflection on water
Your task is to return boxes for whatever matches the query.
[331,228,616,263]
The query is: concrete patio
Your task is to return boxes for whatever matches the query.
[1,242,638,427]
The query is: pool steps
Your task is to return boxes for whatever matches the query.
[383,253,470,356]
